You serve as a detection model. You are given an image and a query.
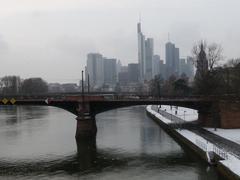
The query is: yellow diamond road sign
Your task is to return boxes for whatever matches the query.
[10,98,16,104]
[2,98,8,104]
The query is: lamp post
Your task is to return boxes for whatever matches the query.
[81,70,84,110]
[87,73,90,94]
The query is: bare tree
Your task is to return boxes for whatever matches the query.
[191,41,223,71]
[207,43,223,70]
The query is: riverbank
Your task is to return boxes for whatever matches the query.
[146,105,240,180]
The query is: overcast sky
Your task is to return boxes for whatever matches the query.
[0,0,240,83]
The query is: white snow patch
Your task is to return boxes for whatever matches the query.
[158,105,198,122]
[221,156,240,176]
[147,105,172,124]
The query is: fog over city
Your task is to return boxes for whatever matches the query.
[0,0,240,83]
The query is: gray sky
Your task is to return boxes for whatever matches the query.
[0,0,240,83]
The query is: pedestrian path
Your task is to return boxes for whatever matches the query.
[151,105,240,158]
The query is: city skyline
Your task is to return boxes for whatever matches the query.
[0,0,240,83]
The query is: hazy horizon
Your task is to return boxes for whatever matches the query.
[0,0,240,83]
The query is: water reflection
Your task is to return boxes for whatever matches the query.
[0,106,49,125]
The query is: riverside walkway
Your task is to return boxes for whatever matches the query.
[151,105,240,158]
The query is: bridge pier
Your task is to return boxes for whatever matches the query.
[76,134,97,169]
[75,114,97,141]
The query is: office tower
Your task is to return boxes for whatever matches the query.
[137,22,155,81]
[179,58,187,75]
[159,60,167,79]
[179,57,195,80]
[137,22,146,82]
[174,47,180,75]
[152,55,160,78]
[116,60,122,81]
[128,63,139,83]
[165,42,180,78]
[104,58,117,86]
[145,38,154,80]
[86,53,104,88]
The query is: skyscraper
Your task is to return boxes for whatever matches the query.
[179,57,195,79]
[145,38,154,80]
[165,42,180,78]
[104,58,117,86]
[137,22,154,81]
[86,53,104,88]
[152,55,160,78]
[128,63,139,83]
[137,22,146,82]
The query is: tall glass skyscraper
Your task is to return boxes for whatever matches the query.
[137,22,146,82]
[137,22,154,81]
[165,42,180,78]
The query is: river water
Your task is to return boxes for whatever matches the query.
[0,105,224,179]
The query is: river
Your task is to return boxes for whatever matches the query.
[0,105,224,179]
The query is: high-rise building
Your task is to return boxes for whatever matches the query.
[116,60,122,81]
[179,57,195,80]
[179,58,187,75]
[159,60,167,79]
[145,38,154,80]
[128,63,139,83]
[137,22,146,82]
[86,53,104,88]
[104,58,117,86]
[137,22,154,81]
[152,55,160,78]
[165,42,180,78]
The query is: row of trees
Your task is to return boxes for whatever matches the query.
[0,76,48,95]
[150,41,240,97]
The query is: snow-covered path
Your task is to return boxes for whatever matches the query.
[157,105,198,122]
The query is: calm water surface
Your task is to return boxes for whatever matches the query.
[0,105,224,179]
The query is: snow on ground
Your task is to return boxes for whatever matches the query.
[146,105,172,124]
[158,105,198,122]
[146,105,240,177]
[221,156,240,177]
[205,128,240,145]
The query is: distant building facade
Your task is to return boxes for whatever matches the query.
[86,53,104,89]
[128,63,139,83]
[137,22,146,82]
[152,55,160,78]
[165,42,179,78]
[179,57,194,79]
[104,58,117,86]
[145,38,154,80]
[137,22,154,81]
